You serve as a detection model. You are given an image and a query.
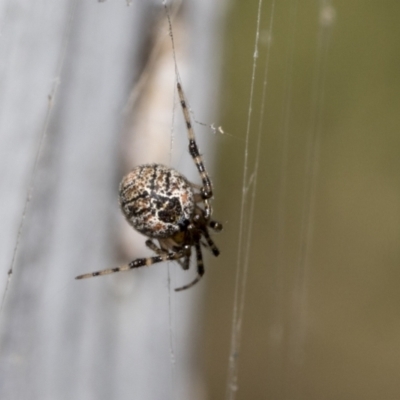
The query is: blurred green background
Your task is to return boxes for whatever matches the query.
[204,1,400,399]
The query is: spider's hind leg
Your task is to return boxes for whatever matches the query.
[75,250,185,280]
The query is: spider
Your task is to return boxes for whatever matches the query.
[75,82,222,291]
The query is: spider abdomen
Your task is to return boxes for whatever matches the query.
[119,164,195,239]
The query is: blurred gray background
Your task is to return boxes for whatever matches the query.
[1,1,400,400]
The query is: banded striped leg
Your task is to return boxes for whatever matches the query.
[177,82,213,219]
[201,229,220,256]
[75,250,186,280]
[147,238,191,271]
[175,242,205,292]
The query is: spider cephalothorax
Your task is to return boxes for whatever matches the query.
[76,82,222,291]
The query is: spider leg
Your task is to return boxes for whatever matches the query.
[145,239,166,255]
[75,250,185,280]
[194,193,203,203]
[177,252,191,271]
[201,228,220,256]
[146,239,190,269]
[175,242,204,291]
[209,220,223,232]
[158,240,191,270]
[177,82,213,219]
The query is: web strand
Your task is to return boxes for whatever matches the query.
[225,0,265,398]
[243,1,276,330]
[162,1,180,397]
[284,0,335,395]
[273,0,299,392]
[0,0,79,318]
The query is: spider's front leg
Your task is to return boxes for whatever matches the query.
[75,250,186,280]
[176,82,213,219]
